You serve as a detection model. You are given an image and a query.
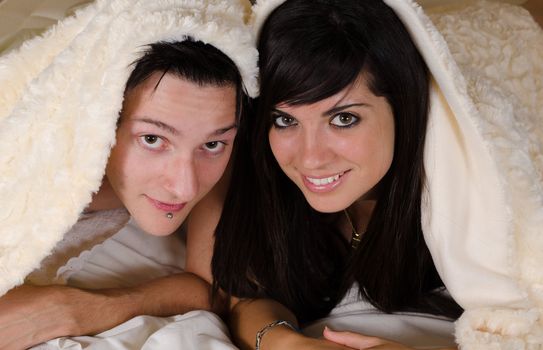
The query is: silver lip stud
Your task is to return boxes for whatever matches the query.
[166,213,173,219]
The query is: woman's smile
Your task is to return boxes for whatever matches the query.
[302,170,349,193]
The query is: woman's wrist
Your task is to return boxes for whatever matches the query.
[256,320,298,350]
[256,322,304,350]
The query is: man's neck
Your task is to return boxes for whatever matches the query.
[85,176,124,213]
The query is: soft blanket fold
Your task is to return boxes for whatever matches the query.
[385,1,543,347]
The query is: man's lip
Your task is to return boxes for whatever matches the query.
[146,196,186,212]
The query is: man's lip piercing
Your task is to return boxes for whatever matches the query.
[166,213,173,219]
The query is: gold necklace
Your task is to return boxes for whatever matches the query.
[344,209,362,249]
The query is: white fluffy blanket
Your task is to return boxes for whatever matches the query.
[389,0,543,347]
[420,1,543,347]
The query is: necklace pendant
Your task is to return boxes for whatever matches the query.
[351,230,361,249]
[344,209,363,250]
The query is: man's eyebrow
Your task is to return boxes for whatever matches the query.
[210,123,238,136]
[133,118,179,135]
[133,118,237,137]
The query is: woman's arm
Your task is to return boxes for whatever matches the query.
[185,174,311,349]
[185,168,231,284]
[228,285,459,350]
[230,297,458,350]
[229,298,304,350]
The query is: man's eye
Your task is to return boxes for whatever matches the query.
[330,113,359,128]
[139,135,164,149]
[203,141,226,154]
[273,114,297,128]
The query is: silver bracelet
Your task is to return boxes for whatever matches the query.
[255,319,297,350]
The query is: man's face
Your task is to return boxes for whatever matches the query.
[106,72,238,235]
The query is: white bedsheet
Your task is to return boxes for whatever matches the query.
[33,311,235,350]
[303,287,455,349]
[35,310,454,350]
[34,301,454,350]
[30,220,454,349]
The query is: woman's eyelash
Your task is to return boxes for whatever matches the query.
[272,113,297,128]
[330,112,360,128]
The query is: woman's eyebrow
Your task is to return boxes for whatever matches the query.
[323,103,369,116]
[272,103,369,118]
[271,108,294,118]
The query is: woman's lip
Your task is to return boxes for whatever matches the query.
[302,171,349,193]
[146,196,186,212]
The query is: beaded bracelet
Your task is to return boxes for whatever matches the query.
[255,319,297,350]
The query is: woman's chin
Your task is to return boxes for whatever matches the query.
[305,197,350,214]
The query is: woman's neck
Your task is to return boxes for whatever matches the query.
[342,199,376,243]
[350,200,376,228]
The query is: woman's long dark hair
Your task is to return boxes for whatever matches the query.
[213,0,462,323]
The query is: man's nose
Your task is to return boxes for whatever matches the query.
[163,156,199,202]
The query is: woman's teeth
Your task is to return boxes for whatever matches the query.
[306,172,343,186]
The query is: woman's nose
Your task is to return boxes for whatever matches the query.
[299,130,334,170]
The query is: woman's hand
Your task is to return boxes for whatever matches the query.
[262,328,353,350]
[322,327,410,349]
[254,326,457,350]
[322,327,457,350]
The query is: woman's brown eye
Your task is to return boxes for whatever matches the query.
[273,114,297,128]
[330,113,359,128]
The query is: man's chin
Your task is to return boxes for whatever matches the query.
[133,214,187,237]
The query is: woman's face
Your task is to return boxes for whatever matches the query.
[268,74,395,213]
[106,72,238,236]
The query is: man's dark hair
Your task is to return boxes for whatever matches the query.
[125,39,245,121]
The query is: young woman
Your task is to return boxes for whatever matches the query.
[0,0,257,349]
[195,0,543,349]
